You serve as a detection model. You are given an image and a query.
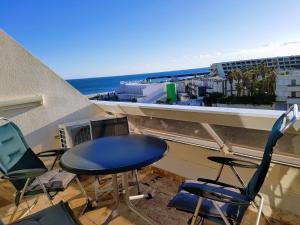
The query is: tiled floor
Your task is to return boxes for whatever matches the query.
[0,169,297,225]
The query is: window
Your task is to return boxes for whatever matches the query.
[291,91,296,97]
[291,79,296,86]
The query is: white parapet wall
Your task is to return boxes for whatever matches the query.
[94,101,300,221]
[212,103,275,110]
[0,30,105,152]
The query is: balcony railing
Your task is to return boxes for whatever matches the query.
[93,101,300,167]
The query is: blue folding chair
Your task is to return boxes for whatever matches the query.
[0,118,88,222]
[169,104,298,225]
[1,201,81,225]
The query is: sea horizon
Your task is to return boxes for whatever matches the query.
[67,67,209,95]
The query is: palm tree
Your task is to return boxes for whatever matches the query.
[246,67,257,96]
[266,66,277,95]
[257,62,268,79]
[235,83,242,98]
[241,70,251,96]
[226,72,234,96]
[257,63,269,93]
[232,69,242,96]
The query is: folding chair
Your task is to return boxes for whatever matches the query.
[169,104,298,225]
[1,201,81,225]
[0,118,88,222]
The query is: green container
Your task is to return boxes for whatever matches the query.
[166,83,177,103]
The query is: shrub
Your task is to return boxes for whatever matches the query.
[203,92,275,106]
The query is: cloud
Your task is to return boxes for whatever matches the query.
[281,41,300,46]
[167,41,300,70]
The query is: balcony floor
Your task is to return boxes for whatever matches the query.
[0,168,292,225]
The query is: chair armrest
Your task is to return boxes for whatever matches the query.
[36,148,69,158]
[208,156,259,169]
[0,168,48,180]
[182,181,250,205]
[197,178,244,192]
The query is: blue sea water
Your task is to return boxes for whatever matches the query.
[67,67,209,95]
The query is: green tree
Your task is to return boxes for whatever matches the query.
[241,71,250,96]
[226,71,234,96]
[266,66,277,95]
[232,69,242,96]
[246,67,257,96]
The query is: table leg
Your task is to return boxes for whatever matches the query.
[102,174,120,225]
[122,172,158,225]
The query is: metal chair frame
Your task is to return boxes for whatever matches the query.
[0,118,89,222]
[184,104,298,225]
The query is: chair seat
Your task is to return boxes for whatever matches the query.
[168,180,249,223]
[11,201,81,225]
[27,169,76,194]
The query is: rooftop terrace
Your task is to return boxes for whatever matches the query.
[1,30,300,225]
[1,167,297,225]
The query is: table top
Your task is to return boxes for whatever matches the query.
[60,134,168,175]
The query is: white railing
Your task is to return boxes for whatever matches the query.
[93,101,300,167]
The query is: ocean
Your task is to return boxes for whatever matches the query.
[67,67,209,95]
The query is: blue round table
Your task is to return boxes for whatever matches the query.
[60,134,168,225]
[60,134,168,175]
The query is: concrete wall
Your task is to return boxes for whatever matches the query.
[0,30,105,152]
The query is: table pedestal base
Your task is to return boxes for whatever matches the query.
[102,173,158,225]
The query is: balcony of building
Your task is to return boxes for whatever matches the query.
[1,100,300,225]
[287,86,300,92]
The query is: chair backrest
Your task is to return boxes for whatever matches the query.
[245,105,298,200]
[0,118,46,190]
[90,117,129,140]
[0,119,29,173]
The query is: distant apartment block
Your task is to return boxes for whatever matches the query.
[211,55,300,76]
[276,70,300,110]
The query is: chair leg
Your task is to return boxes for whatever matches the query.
[191,197,203,225]
[212,201,231,225]
[9,178,31,223]
[75,176,92,216]
[198,217,204,225]
[230,166,246,188]
[134,170,141,194]
[36,177,53,206]
[50,155,60,170]
[215,164,224,181]
[94,176,99,204]
[19,198,39,220]
[75,176,89,200]
[255,194,264,225]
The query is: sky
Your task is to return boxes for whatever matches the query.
[1,0,300,79]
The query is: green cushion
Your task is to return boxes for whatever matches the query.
[0,122,29,173]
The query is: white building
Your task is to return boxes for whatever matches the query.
[116,81,165,103]
[276,70,300,110]
[211,55,300,76]
[185,76,226,98]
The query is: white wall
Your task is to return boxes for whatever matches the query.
[0,30,105,152]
